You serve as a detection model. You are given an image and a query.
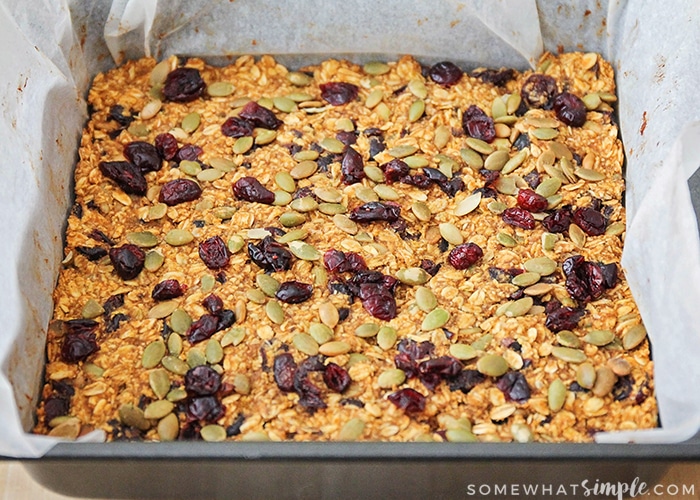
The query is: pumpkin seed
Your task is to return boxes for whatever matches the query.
[266,300,285,324]
[371,184,399,201]
[287,71,312,86]
[233,136,254,154]
[179,160,201,176]
[165,388,188,402]
[119,404,150,431]
[319,137,345,154]
[491,97,507,119]
[387,144,418,158]
[142,339,166,368]
[165,229,194,246]
[575,167,605,182]
[501,149,528,175]
[140,99,162,120]
[289,196,318,212]
[186,348,206,368]
[203,80,235,97]
[125,231,159,249]
[335,118,354,132]
[314,302,338,329]
[144,250,164,272]
[622,324,647,350]
[355,323,379,338]
[313,265,328,286]
[445,429,478,443]
[338,417,366,441]
[355,185,379,202]
[582,92,601,110]
[407,78,427,99]
[333,214,358,234]
[180,112,200,134]
[227,235,245,254]
[411,201,431,222]
[255,274,280,298]
[230,373,250,395]
[377,326,397,350]
[608,357,632,376]
[408,99,425,122]
[487,201,507,214]
[254,129,277,145]
[494,176,516,195]
[361,164,383,183]
[293,333,320,355]
[241,431,270,442]
[476,354,508,377]
[592,366,617,397]
[287,92,313,103]
[512,272,540,287]
[314,186,343,203]
[471,333,492,351]
[365,88,384,109]
[396,267,429,286]
[583,329,615,347]
[547,194,563,209]
[84,363,104,378]
[506,93,522,114]
[576,362,597,389]
[309,323,334,344]
[273,190,292,206]
[279,211,306,227]
[271,96,296,113]
[523,283,553,296]
[144,400,174,420]
[128,123,149,137]
[157,413,179,442]
[524,257,557,276]
[511,423,534,443]
[200,424,227,442]
[460,148,484,170]
[290,160,318,179]
[247,228,271,239]
[167,332,183,356]
[148,300,178,319]
[246,288,266,304]
[496,232,517,247]
[362,60,391,75]
[415,286,438,312]
[317,203,346,216]
[378,369,406,388]
[222,327,246,347]
[449,343,477,361]
[197,168,224,182]
[434,125,451,149]
[484,150,510,171]
[213,206,236,220]
[465,137,493,155]
[149,369,171,399]
[548,379,567,412]
[541,232,558,251]
[294,150,320,162]
[147,202,168,221]
[606,222,625,236]
[375,102,391,120]
[453,192,481,216]
[551,346,587,363]
[421,307,450,331]
[439,222,463,245]
[531,127,558,140]
[505,297,534,317]
[404,155,429,168]
[288,240,321,260]
[274,228,308,245]
[319,341,351,357]
[81,299,104,319]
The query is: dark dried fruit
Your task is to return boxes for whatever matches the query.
[186,396,224,422]
[174,144,203,163]
[163,67,205,102]
[449,369,486,394]
[198,236,229,269]
[107,105,134,127]
[418,356,463,391]
[600,263,618,289]
[99,161,147,195]
[502,207,536,230]
[151,279,186,301]
[202,294,224,314]
[185,314,219,344]
[226,413,246,437]
[61,332,99,363]
[387,388,426,414]
[341,146,365,184]
[513,133,530,150]
[159,178,202,206]
[239,101,282,130]
[517,189,548,212]
[323,363,351,392]
[155,133,179,160]
[544,300,585,332]
[462,105,495,143]
[472,68,515,87]
[361,293,397,321]
[75,246,107,262]
[63,319,98,337]
[542,206,573,233]
[438,177,465,197]
[44,394,70,424]
[336,130,357,146]
[233,176,275,204]
[275,281,313,304]
[109,244,145,280]
[185,365,222,396]
[402,173,431,189]
[247,236,293,272]
[419,259,441,276]
[488,266,512,283]
[273,353,297,392]
[572,207,607,236]
[496,372,531,404]
[398,338,435,360]
[428,61,463,86]
[368,136,386,159]
[521,74,557,109]
[105,313,128,333]
[221,116,255,138]
[320,82,359,105]
[448,242,483,270]
[323,249,368,274]
[349,202,401,223]
[612,375,634,401]
[215,309,236,331]
[103,293,125,315]
[562,255,614,303]
[553,92,587,127]
[124,141,161,173]
[381,159,409,184]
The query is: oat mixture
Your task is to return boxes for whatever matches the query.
[35,52,657,443]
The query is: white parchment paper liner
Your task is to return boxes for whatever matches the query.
[1,0,699,457]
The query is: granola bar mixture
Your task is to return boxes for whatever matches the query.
[35,52,657,443]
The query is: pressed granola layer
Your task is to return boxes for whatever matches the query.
[35,53,657,443]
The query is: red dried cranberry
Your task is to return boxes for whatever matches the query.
[572,207,607,236]
[387,388,426,414]
[233,176,275,204]
[448,242,483,270]
[174,144,203,163]
[419,259,441,276]
[521,74,557,109]
[221,116,255,138]
[185,365,221,396]
[151,279,186,300]
[199,236,229,269]
[341,146,365,184]
[163,67,205,102]
[159,179,202,206]
[428,61,463,86]
[349,202,401,223]
[336,130,357,146]
[44,395,70,423]
[202,294,223,314]
[496,372,531,404]
[563,255,606,303]
[361,294,397,320]
[382,159,409,183]
[320,82,359,105]
[472,68,515,87]
[247,236,293,272]
[448,369,486,393]
[402,173,432,189]
[186,314,219,344]
[75,246,107,262]
[186,396,224,422]
[215,309,235,331]
[296,377,327,412]
[61,331,99,363]
[63,319,98,336]
[418,356,463,391]
[107,104,133,127]
[102,294,125,315]
[542,205,573,233]
[98,161,147,195]
[600,263,618,289]
[398,338,435,360]
[502,207,536,229]
[516,189,548,212]
[275,281,313,304]
[553,92,587,127]
[369,136,386,158]
[123,141,161,173]
[323,249,368,274]
[323,363,351,392]
[155,133,179,160]
[544,300,585,332]
[109,244,145,280]
[438,177,465,197]
[239,101,282,130]
[423,167,447,183]
[273,353,297,392]
[462,105,496,143]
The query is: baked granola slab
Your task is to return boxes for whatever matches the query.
[35,52,657,443]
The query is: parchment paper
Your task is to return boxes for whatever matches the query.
[2,0,699,457]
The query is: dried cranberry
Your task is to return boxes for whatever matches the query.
[107,104,134,127]
[521,74,557,109]
[105,313,128,333]
[600,263,618,289]
[448,243,483,270]
[239,101,282,129]
[419,259,441,276]
[109,244,145,280]
[562,255,609,303]
[612,375,633,401]
[388,388,426,414]
[221,116,255,138]
[226,414,246,437]
[423,167,447,183]
[151,279,186,300]
[572,207,607,236]
[247,236,293,272]
[517,189,548,212]
[382,159,409,183]
[462,105,496,143]
[429,61,463,86]
[418,356,463,391]
[438,177,465,197]
[349,202,401,223]
[98,161,147,195]
[542,206,573,233]
[63,319,98,337]
[198,236,229,269]
[502,207,536,229]
[275,281,313,304]
[323,249,368,274]
[361,294,397,320]
[215,309,235,331]
[323,363,351,392]
[233,176,275,204]
[544,300,585,332]
[448,369,486,393]
[320,82,359,105]
[496,372,531,404]
[75,246,107,261]
[124,141,161,173]
[402,173,432,189]
[186,396,224,422]
[44,395,70,423]
[472,68,515,87]
[61,332,99,362]
[103,293,125,315]
[163,67,205,102]
[513,133,530,150]
[336,130,357,146]
[273,353,297,392]
[202,294,224,314]
[398,338,435,360]
[341,146,365,184]
[553,92,587,127]
[185,365,221,396]
[159,178,202,206]
[185,314,219,344]
[155,133,179,160]
[488,267,512,283]
[174,144,203,163]
[369,136,386,158]
[296,377,327,412]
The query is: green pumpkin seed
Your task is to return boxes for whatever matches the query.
[476,354,508,377]
[396,267,429,286]
[465,137,493,155]
[179,160,202,176]
[355,185,379,202]
[434,125,451,149]
[205,80,234,97]
[313,265,328,286]
[150,60,171,85]
[365,88,384,109]
[241,431,270,442]
[149,369,171,399]
[484,150,510,171]
[232,373,251,395]
[197,168,224,182]
[548,379,567,412]
[227,235,245,254]
[309,323,334,344]
[246,288,267,304]
[449,343,477,361]
[147,203,168,221]
[157,413,179,442]
[290,160,318,179]
[491,97,507,119]
[167,332,183,356]
[144,250,164,272]
[551,346,587,363]
[248,228,271,240]
[415,286,438,312]
[460,148,484,170]
[233,136,254,154]
[165,388,188,402]
[403,155,429,169]
[445,428,478,443]
[293,150,319,162]
[273,190,292,206]
[606,222,626,236]
[378,369,406,388]
[335,117,354,132]
[272,96,297,113]
[622,324,647,350]
[200,424,227,442]
[387,144,418,158]
[212,206,236,220]
[257,97,274,110]
[407,78,427,98]
[471,333,493,351]
[293,333,319,355]
[592,366,617,397]
[186,348,206,368]
[254,129,277,145]
[494,176,517,195]
[81,299,104,319]
[608,357,632,376]
[363,61,390,75]
[266,300,285,324]
[289,196,318,212]
[287,92,313,104]
[496,232,517,247]
[487,201,507,214]
[288,240,321,260]
[363,165,385,183]
[287,71,312,86]
[454,192,481,216]
[318,341,351,357]
[547,194,563,209]
[165,229,194,246]
[377,326,397,350]
[125,231,159,248]
[128,123,149,137]
[355,323,379,338]
[148,300,178,319]
[531,127,558,140]
[408,99,425,122]
[512,272,540,287]
[556,330,581,348]
[374,102,391,120]
[523,283,553,296]
[181,112,201,133]
[422,307,450,331]
[411,201,431,222]
[541,232,558,251]
[144,400,174,420]
[319,137,345,154]
[506,93,522,114]
[582,93,601,110]
[256,274,280,297]
[439,222,463,245]
[567,224,586,249]
[318,302,339,329]
[119,404,150,431]
[314,186,343,203]
[338,417,366,441]
[84,363,104,378]
[222,327,246,347]
[142,339,166,369]
[524,257,557,276]
[501,149,528,174]
[505,297,534,317]
[318,203,347,215]
[575,167,605,182]
[333,214,358,234]
[576,362,597,389]
[279,211,306,227]
[139,99,161,121]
